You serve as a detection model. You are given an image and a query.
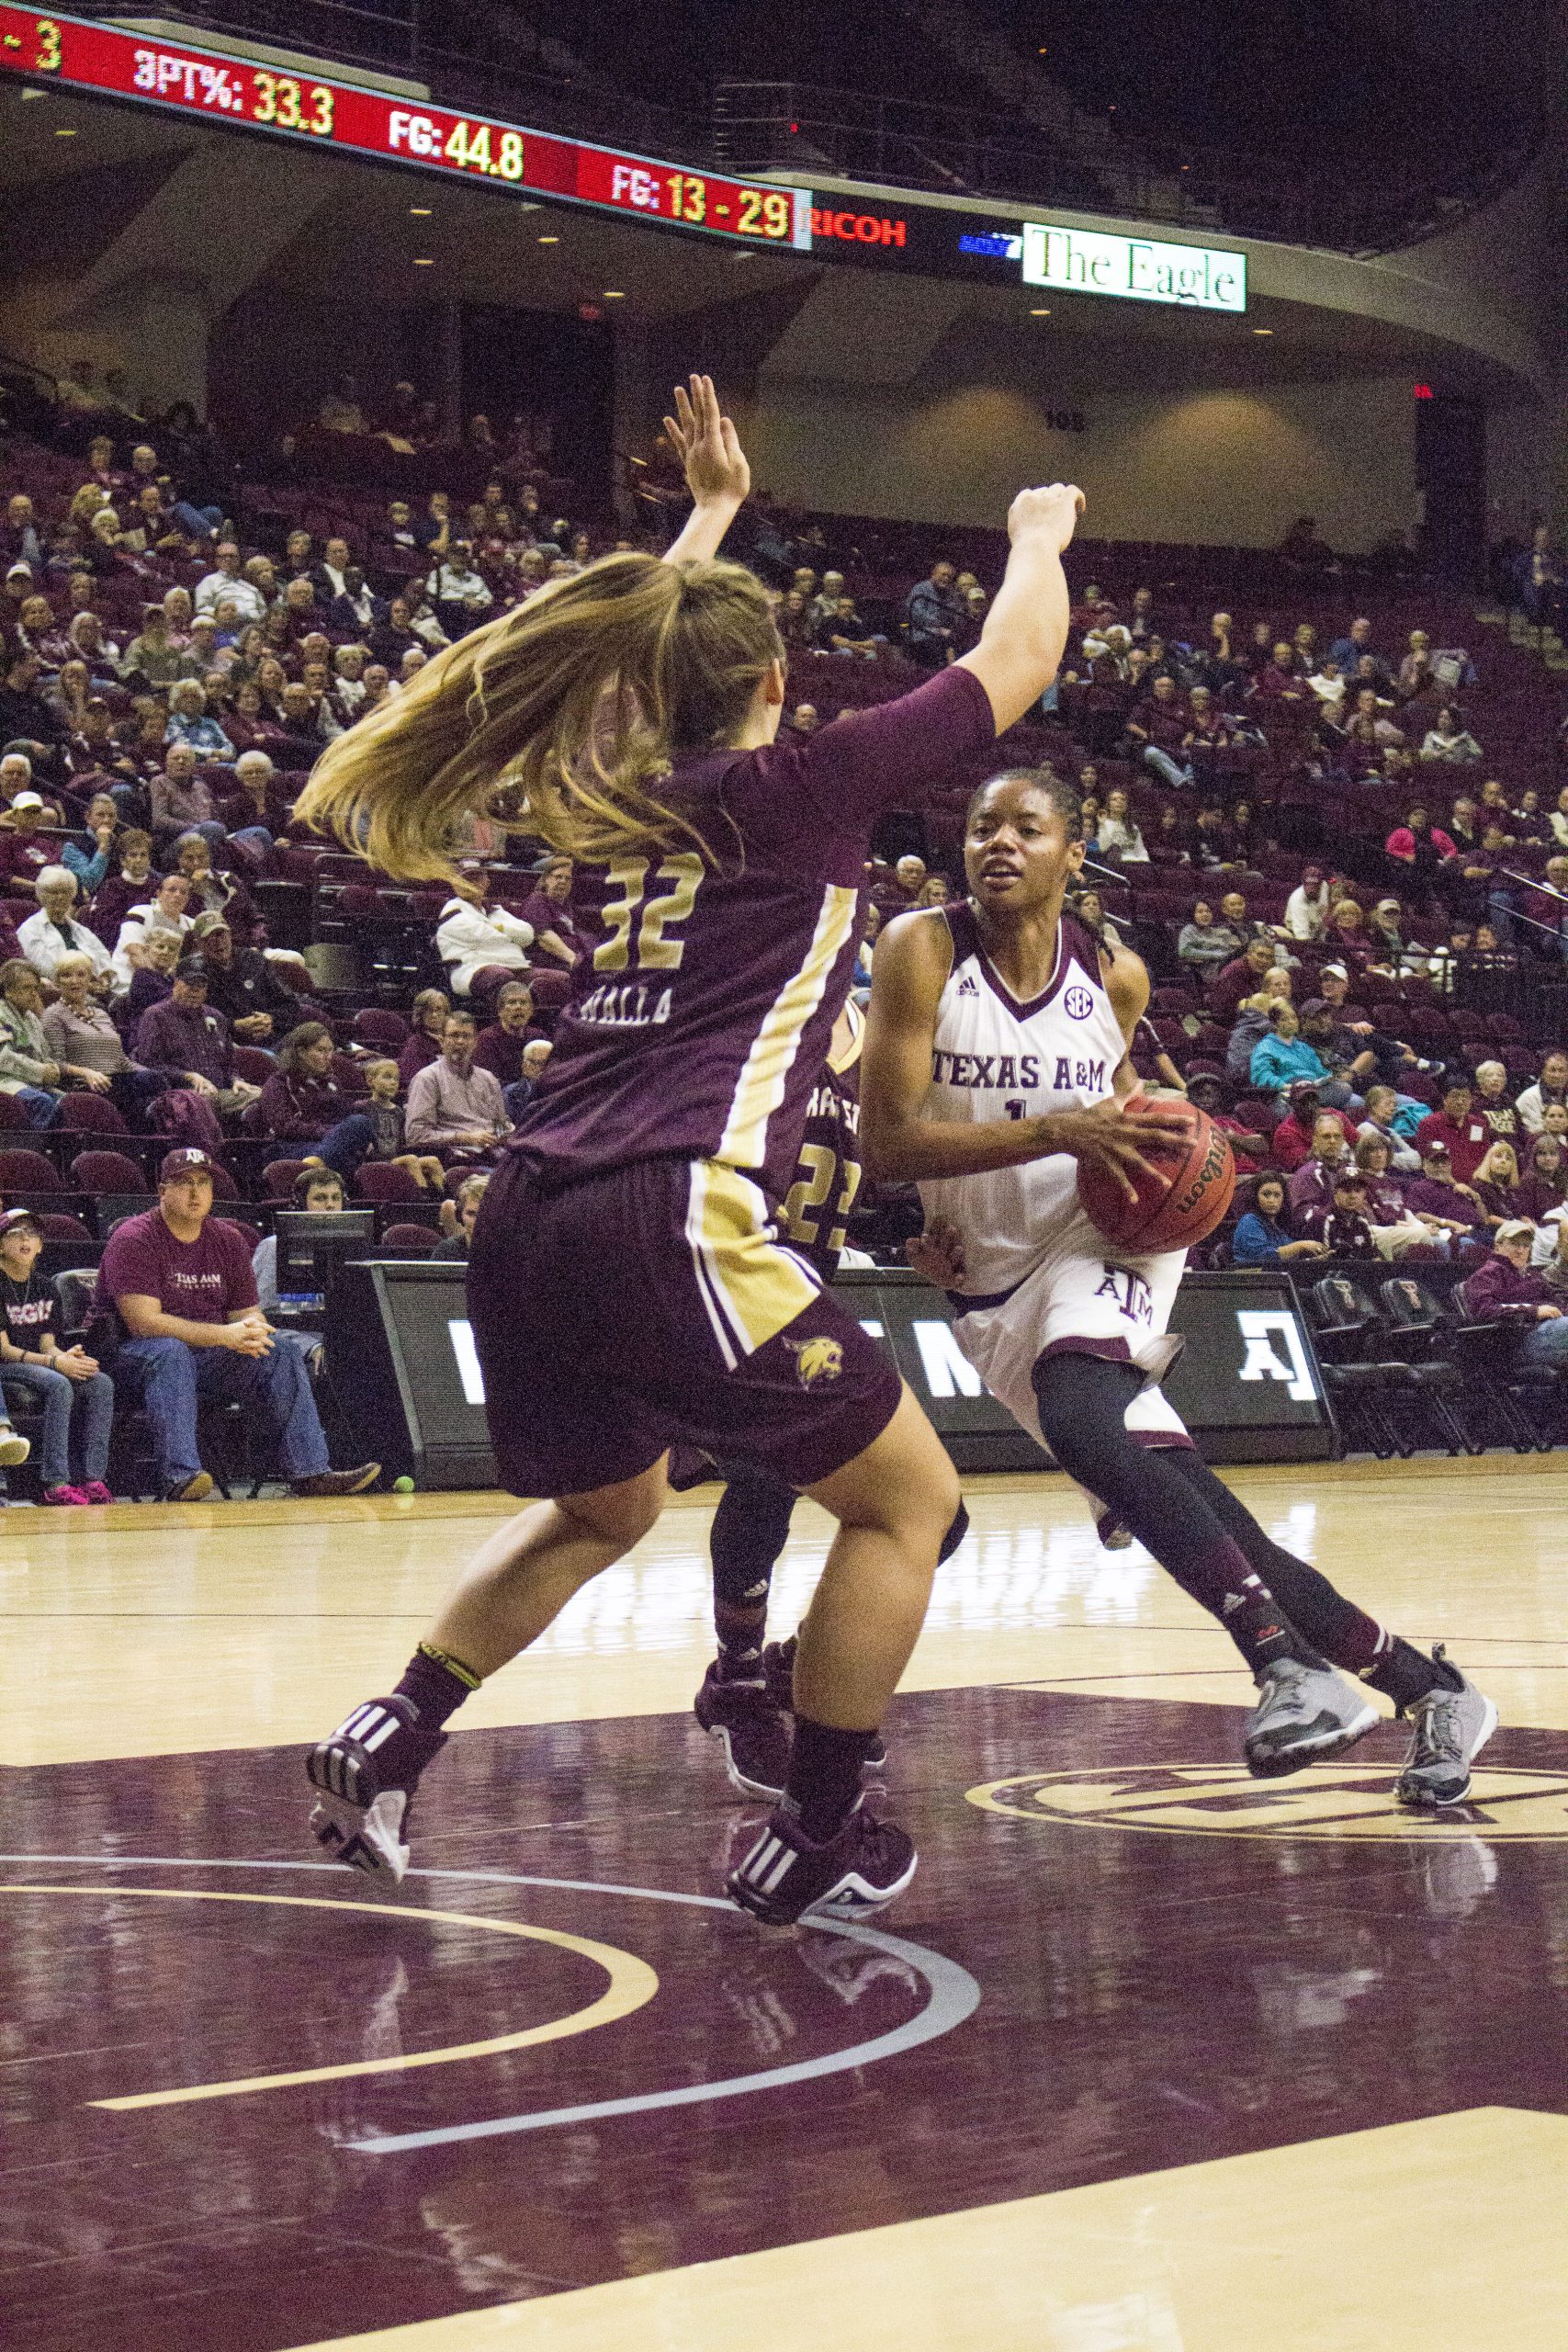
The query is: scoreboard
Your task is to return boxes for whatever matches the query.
[0,5,1248,299]
[0,4,813,248]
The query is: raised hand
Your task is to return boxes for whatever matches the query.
[664,374,750,510]
[1006,483,1085,553]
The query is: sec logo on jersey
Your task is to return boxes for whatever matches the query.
[1064,985,1094,1020]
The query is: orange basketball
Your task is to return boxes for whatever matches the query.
[1077,1094,1236,1254]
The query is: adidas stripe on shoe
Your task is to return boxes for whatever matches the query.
[306,1696,445,1885]
[727,1800,916,1927]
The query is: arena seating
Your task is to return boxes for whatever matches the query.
[3,378,1565,1456]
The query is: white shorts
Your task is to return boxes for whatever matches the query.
[950,1203,1189,1454]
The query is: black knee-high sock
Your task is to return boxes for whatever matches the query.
[1161,1451,1459,1706]
[710,1469,798,1680]
[1031,1353,1318,1673]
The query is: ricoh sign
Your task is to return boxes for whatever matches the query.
[1021,223,1247,314]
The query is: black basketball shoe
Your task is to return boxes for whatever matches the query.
[694,1663,792,1800]
[306,1696,446,1884]
[727,1799,916,1926]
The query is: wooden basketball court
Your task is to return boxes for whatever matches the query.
[4,1456,1566,2350]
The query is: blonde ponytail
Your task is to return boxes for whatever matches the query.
[295,552,782,881]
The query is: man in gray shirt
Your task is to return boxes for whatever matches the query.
[404,1009,509,1161]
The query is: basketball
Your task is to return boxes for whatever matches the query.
[1077,1095,1236,1253]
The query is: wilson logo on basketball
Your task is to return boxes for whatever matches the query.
[1063,985,1094,1021]
[1175,1132,1229,1214]
[785,1335,845,1388]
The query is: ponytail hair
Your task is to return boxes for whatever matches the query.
[295,552,783,881]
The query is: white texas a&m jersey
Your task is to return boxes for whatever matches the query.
[917,902,1129,1301]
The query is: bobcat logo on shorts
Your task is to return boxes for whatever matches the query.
[1064,984,1094,1021]
[786,1335,845,1388]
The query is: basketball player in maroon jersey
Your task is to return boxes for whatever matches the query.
[299,379,1139,1923]
[863,769,1496,1803]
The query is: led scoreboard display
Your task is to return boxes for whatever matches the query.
[0,5,812,247]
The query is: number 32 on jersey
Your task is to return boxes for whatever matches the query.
[577,854,703,1028]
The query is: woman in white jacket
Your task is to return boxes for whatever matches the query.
[434,875,536,998]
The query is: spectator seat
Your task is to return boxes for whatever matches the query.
[0,1149,63,1193]
[53,1092,130,1136]
[72,1149,148,1196]
[351,1008,410,1049]
[355,1163,422,1204]
[37,1212,94,1242]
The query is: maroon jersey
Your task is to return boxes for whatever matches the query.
[780,1005,864,1275]
[511,665,993,1200]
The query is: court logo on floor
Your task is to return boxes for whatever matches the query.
[967,1760,1568,1839]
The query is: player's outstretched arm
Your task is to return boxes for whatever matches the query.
[661,375,750,566]
[957,483,1084,734]
[862,912,1184,1195]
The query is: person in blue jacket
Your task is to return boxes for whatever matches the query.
[1230,1172,1330,1268]
[1250,1002,1336,1102]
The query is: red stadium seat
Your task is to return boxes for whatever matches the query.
[263,1158,310,1198]
[379,1222,441,1253]
[0,1093,32,1133]
[0,1149,62,1193]
[526,969,573,1011]
[53,1092,130,1136]
[231,1046,276,1087]
[36,1212,95,1241]
[352,1008,410,1049]
[72,1150,147,1195]
[355,1163,423,1204]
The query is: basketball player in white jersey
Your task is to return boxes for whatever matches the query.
[862,769,1496,1803]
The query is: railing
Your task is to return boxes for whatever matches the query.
[712,81,1545,255]
[82,6,1545,256]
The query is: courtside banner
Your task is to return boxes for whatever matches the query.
[327,1263,1331,1488]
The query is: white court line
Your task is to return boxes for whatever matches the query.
[0,1854,982,2154]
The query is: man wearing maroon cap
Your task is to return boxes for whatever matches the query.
[95,1148,378,1502]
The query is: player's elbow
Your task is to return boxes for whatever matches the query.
[860,1116,917,1184]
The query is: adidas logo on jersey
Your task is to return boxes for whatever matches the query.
[957,974,979,996]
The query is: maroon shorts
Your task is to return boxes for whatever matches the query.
[467,1153,902,1499]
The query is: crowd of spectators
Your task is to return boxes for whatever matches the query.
[0,370,1566,1496]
